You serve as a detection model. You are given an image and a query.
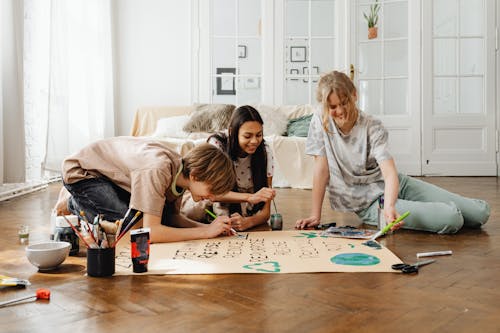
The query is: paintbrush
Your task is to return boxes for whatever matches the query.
[205,208,238,236]
[79,211,97,243]
[369,211,410,241]
[61,215,93,249]
[113,211,143,247]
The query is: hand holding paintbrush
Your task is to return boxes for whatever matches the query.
[369,211,410,241]
[205,209,238,236]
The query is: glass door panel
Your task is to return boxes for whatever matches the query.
[352,0,420,175]
[283,0,337,105]
[285,1,309,37]
[311,1,336,36]
[422,0,496,175]
[238,0,261,36]
[213,0,236,36]
[210,0,262,104]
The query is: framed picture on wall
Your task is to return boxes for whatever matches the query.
[244,77,260,89]
[238,45,247,58]
[302,66,309,82]
[216,68,236,95]
[290,68,299,81]
[313,66,320,82]
[290,46,307,62]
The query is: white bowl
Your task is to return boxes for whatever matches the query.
[26,241,71,271]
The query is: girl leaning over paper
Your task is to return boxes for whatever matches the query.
[182,105,275,231]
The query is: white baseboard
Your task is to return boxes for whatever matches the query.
[0,181,50,202]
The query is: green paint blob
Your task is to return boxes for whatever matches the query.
[362,240,382,250]
[293,232,327,239]
[243,261,281,273]
[331,253,381,266]
[348,243,355,248]
[293,232,318,238]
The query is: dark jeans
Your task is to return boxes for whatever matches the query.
[64,177,171,226]
[64,177,131,223]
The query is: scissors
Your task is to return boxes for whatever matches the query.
[391,259,436,274]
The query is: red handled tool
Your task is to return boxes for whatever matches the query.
[0,288,50,307]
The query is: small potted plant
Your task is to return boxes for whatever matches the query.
[363,0,381,39]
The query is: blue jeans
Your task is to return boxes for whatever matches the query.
[64,177,131,223]
[65,177,172,226]
[357,174,490,234]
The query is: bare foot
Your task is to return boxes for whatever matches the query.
[54,187,71,215]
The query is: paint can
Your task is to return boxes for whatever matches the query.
[131,228,150,273]
[377,196,386,230]
[54,215,80,256]
[377,208,387,230]
[270,213,283,231]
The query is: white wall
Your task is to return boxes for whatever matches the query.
[113,0,192,135]
[1,0,25,183]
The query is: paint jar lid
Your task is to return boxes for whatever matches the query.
[55,215,79,228]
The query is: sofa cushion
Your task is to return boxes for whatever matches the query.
[274,104,314,120]
[183,104,235,133]
[252,104,288,136]
[152,115,190,138]
[286,114,313,137]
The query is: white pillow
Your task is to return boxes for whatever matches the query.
[152,115,190,139]
[253,105,288,136]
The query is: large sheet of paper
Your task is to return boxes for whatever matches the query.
[114,230,403,275]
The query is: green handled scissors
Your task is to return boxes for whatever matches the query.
[392,259,436,274]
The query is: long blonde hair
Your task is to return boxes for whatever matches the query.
[316,71,358,133]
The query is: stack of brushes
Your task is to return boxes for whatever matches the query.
[62,210,143,249]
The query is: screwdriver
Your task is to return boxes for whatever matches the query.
[0,288,50,307]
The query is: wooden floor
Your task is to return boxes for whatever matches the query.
[0,178,499,333]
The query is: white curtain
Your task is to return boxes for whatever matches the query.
[41,0,114,172]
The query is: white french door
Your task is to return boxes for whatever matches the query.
[421,0,497,176]
[347,0,422,175]
[194,0,498,176]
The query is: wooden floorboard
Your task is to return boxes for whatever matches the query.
[0,177,499,332]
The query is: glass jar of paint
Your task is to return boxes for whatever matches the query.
[54,215,80,256]
[18,225,29,245]
[270,213,283,230]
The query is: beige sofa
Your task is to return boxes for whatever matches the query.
[130,104,316,189]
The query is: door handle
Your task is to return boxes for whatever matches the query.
[350,64,355,81]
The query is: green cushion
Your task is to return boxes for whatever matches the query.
[286,114,313,137]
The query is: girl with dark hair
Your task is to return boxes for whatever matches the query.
[182,105,276,231]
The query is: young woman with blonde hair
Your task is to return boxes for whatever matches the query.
[296,70,490,233]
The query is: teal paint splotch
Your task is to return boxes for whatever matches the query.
[362,240,382,250]
[293,232,327,239]
[331,253,381,266]
[243,261,281,273]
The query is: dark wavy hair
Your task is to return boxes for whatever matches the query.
[208,105,268,214]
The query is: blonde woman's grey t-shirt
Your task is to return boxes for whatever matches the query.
[306,108,392,212]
